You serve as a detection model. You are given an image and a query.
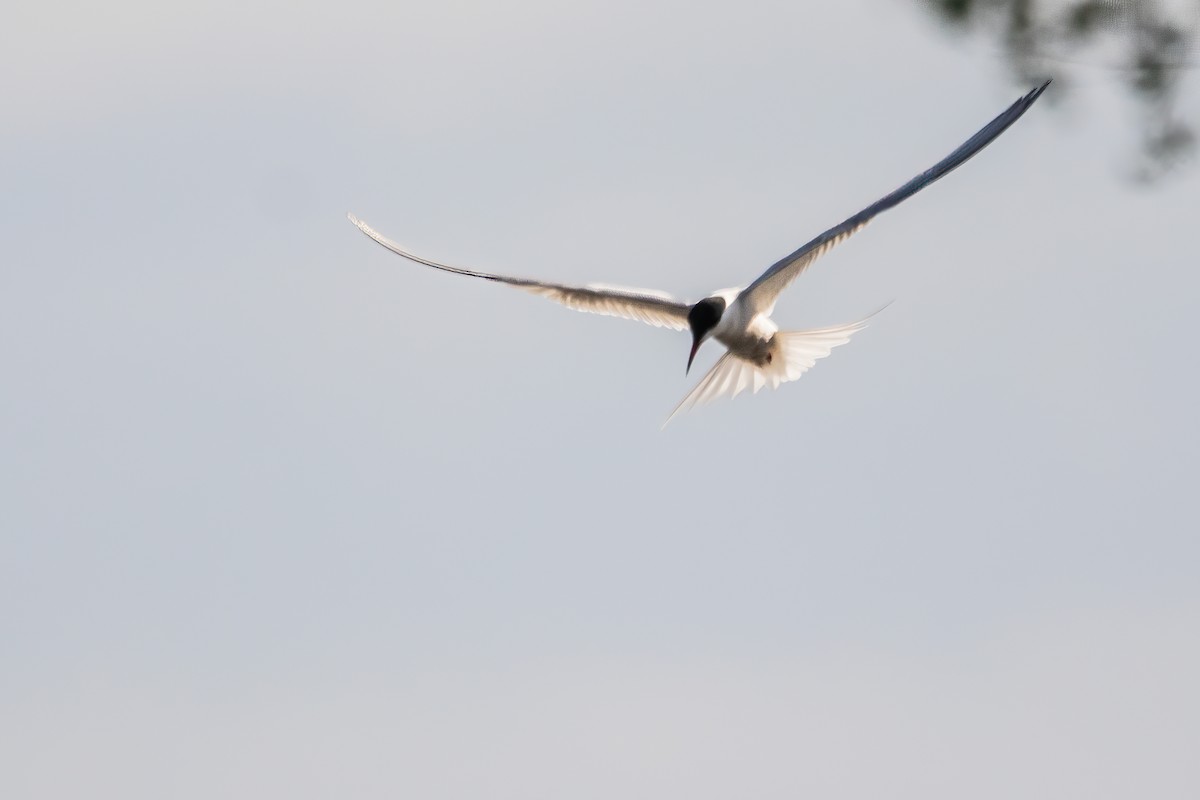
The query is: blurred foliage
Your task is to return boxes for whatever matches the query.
[921,0,1198,182]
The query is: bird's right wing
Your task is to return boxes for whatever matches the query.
[738,80,1051,316]
[349,214,691,331]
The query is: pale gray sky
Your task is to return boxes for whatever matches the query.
[3,1,1199,798]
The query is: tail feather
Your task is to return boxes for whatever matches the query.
[662,312,879,427]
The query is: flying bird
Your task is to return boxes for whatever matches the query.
[350,80,1050,425]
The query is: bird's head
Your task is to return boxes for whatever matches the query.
[686,296,727,374]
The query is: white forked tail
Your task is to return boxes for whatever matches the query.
[662,313,880,427]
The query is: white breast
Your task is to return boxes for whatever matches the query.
[713,292,777,360]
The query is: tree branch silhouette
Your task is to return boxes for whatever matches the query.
[921,0,1197,182]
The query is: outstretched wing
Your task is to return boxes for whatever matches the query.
[739,80,1051,315]
[349,214,691,331]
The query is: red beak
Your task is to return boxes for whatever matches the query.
[687,338,701,374]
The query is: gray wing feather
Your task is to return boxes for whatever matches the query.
[740,80,1051,314]
[348,214,691,331]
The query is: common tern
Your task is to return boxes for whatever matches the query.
[350,81,1049,425]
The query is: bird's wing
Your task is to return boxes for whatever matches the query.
[739,80,1050,316]
[349,214,691,331]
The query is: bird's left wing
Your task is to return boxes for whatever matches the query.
[349,214,691,331]
[739,80,1051,316]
